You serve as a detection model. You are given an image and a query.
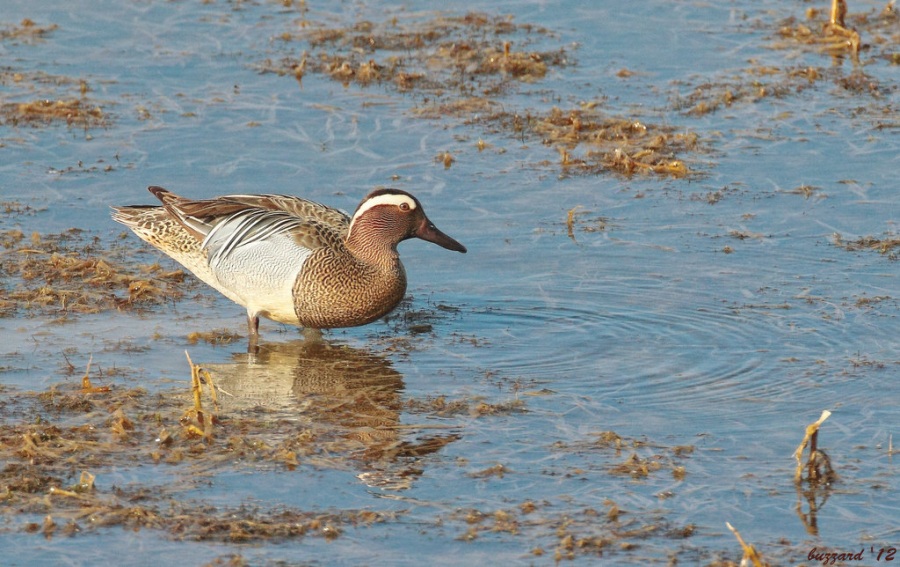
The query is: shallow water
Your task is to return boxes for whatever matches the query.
[1,0,898,565]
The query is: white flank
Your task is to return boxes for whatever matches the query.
[212,232,310,325]
[200,211,312,325]
[348,193,416,235]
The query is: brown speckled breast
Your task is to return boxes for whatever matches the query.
[291,247,407,328]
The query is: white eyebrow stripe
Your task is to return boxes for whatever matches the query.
[348,194,416,234]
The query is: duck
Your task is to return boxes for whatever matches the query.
[112,186,466,350]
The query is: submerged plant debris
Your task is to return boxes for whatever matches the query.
[483,106,699,177]
[266,12,564,92]
[0,19,58,42]
[672,64,830,117]
[832,231,900,259]
[772,0,899,60]
[0,47,107,131]
[673,0,900,129]
[551,430,694,481]
[0,345,526,545]
[0,228,193,318]
[0,356,753,563]
[261,11,705,177]
[0,98,106,128]
[0,334,790,562]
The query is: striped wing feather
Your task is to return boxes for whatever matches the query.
[149,186,351,261]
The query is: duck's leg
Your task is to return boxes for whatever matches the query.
[302,327,323,342]
[247,311,260,354]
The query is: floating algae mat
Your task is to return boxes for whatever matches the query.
[0,227,193,318]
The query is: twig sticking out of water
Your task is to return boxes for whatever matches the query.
[81,354,93,390]
[566,206,581,242]
[725,522,766,567]
[793,410,836,484]
[80,354,111,393]
[182,351,218,440]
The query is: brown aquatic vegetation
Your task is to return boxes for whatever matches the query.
[608,452,664,478]
[445,499,697,562]
[832,232,900,259]
[676,0,900,119]
[0,229,192,318]
[1,201,44,216]
[5,446,392,543]
[411,96,500,119]
[0,70,108,135]
[257,11,710,177]
[186,328,243,346]
[0,342,531,542]
[853,294,893,308]
[270,12,563,91]
[562,206,610,243]
[777,8,858,58]
[0,356,428,541]
[773,0,900,60]
[0,99,106,128]
[483,107,699,177]
[791,412,840,539]
[0,19,58,42]
[671,64,839,117]
[404,395,525,417]
[548,430,693,482]
[378,298,465,337]
[260,12,711,177]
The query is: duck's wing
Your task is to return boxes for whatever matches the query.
[220,193,351,232]
[149,186,350,269]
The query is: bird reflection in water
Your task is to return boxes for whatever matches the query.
[203,336,459,490]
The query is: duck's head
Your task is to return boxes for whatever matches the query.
[347,188,467,254]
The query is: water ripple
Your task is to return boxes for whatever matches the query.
[458,276,857,416]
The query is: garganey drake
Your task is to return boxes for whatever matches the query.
[112,186,466,351]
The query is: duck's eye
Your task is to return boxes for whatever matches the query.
[399,202,410,212]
